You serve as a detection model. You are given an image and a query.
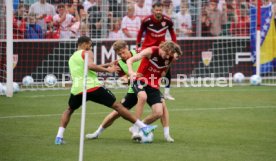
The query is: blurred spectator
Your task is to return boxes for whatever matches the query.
[78,22,89,37]
[201,6,211,36]
[87,5,102,38]
[162,0,177,23]
[176,2,192,37]
[25,13,43,39]
[44,15,60,38]
[221,2,234,36]
[134,0,151,20]
[145,0,153,11]
[206,0,227,36]
[163,0,173,16]
[172,0,181,12]
[29,0,56,33]
[67,2,81,20]
[126,0,135,5]
[78,5,88,23]
[13,0,20,12]
[53,3,77,39]
[121,5,141,38]
[13,4,27,39]
[68,2,88,38]
[262,0,271,6]
[70,21,80,38]
[162,0,178,38]
[83,0,97,12]
[217,0,225,12]
[108,18,124,39]
[230,1,250,36]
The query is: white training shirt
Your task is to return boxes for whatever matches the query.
[121,16,141,38]
[108,30,124,39]
[53,13,75,39]
[176,12,192,37]
[134,3,151,20]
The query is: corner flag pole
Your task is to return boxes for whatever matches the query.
[79,52,89,161]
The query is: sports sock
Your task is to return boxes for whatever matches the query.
[131,124,139,133]
[134,120,146,128]
[57,127,65,138]
[164,126,170,138]
[95,125,105,135]
[164,88,170,95]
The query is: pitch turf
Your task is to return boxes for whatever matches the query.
[0,86,276,161]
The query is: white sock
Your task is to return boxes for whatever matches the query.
[132,124,139,133]
[95,125,105,135]
[164,126,170,138]
[57,127,65,138]
[164,88,170,95]
[134,120,146,129]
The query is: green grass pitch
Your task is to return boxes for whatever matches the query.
[0,86,276,161]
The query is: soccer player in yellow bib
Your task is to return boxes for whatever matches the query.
[55,36,157,144]
[86,40,174,142]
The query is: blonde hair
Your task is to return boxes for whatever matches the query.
[113,40,127,53]
[159,41,183,56]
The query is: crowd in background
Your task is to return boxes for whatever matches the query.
[9,0,276,39]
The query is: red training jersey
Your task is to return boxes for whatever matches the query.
[136,14,176,49]
[136,47,173,89]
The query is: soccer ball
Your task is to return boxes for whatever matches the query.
[233,72,245,83]
[250,75,262,86]
[22,75,34,86]
[13,82,20,93]
[139,131,154,144]
[44,74,57,87]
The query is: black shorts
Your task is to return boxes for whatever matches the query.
[132,80,162,107]
[68,87,116,110]
[121,93,138,109]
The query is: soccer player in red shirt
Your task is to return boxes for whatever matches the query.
[127,41,182,142]
[136,1,176,100]
[86,40,175,142]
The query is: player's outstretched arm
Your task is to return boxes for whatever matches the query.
[99,60,118,68]
[87,51,119,73]
[126,47,152,76]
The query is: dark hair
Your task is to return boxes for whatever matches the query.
[152,0,163,8]
[77,36,91,46]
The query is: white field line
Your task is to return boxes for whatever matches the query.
[0,105,275,119]
[22,88,276,98]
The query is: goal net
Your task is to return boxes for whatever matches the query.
[0,0,275,94]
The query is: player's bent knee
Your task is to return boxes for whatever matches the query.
[153,109,163,118]
[111,102,121,111]
[138,92,147,102]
